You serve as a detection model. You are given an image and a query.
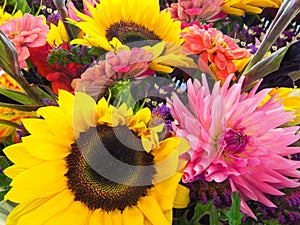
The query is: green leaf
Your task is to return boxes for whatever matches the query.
[0,119,18,128]
[0,201,14,224]
[0,86,37,105]
[210,206,221,225]
[243,0,300,73]
[14,0,31,13]
[0,102,41,112]
[190,200,214,224]
[0,156,9,171]
[242,45,290,90]
[0,30,20,78]
[226,192,243,225]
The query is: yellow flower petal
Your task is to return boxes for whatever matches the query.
[16,190,74,225]
[43,201,91,225]
[3,143,43,168]
[173,184,191,209]
[137,196,170,225]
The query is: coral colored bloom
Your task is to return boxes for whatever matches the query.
[72,47,154,98]
[222,0,282,16]
[169,74,300,218]
[166,0,226,23]
[0,13,49,68]
[182,25,252,81]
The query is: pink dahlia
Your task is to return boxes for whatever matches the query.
[0,13,49,68]
[169,74,300,218]
[166,0,226,23]
[181,25,252,81]
[72,47,154,98]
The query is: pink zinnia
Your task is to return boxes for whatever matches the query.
[169,74,300,218]
[166,0,226,23]
[0,13,49,68]
[181,25,251,81]
[72,47,154,98]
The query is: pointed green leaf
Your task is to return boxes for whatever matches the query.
[243,0,300,73]
[191,200,214,223]
[13,0,31,13]
[0,157,9,171]
[0,31,20,77]
[226,192,243,225]
[0,201,14,224]
[242,45,290,89]
[210,206,221,225]
[0,87,37,105]
[0,102,41,111]
[0,119,18,128]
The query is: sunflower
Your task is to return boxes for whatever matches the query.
[3,90,190,225]
[69,0,183,50]
[47,20,69,47]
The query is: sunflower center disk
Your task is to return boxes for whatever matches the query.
[106,21,160,43]
[65,125,156,211]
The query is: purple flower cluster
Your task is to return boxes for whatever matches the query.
[228,24,298,54]
[184,175,232,208]
[253,187,300,224]
[151,104,173,132]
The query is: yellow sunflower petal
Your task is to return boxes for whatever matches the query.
[121,206,144,225]
[37,106,73,139]
[88,209,102,225]
[173,184,191,209]
[6,197,51,225]
[3,143,43,168]
[16,190,74,225]
[43,201,91,225]
[21,136,71,160]
[3,165,26,179]
[137,196,170,225]
[73,92,97,137]
[21,118,53,136]
[102,211,113,225]
[69,0,182,50]
[9,160,66,188]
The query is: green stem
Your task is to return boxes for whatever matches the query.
[242,0,300,75]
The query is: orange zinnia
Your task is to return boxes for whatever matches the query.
[181,24,252,81]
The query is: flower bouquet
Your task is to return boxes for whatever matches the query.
[0,0,299,224]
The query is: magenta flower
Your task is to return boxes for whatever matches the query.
[169,74,300,218]
[0,13,49,68]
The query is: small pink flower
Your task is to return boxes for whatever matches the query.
[170,74,300,218]
[181,25,252,81]
[166,0,226,23]
[72,47,154,98]
[0,13,49,68]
